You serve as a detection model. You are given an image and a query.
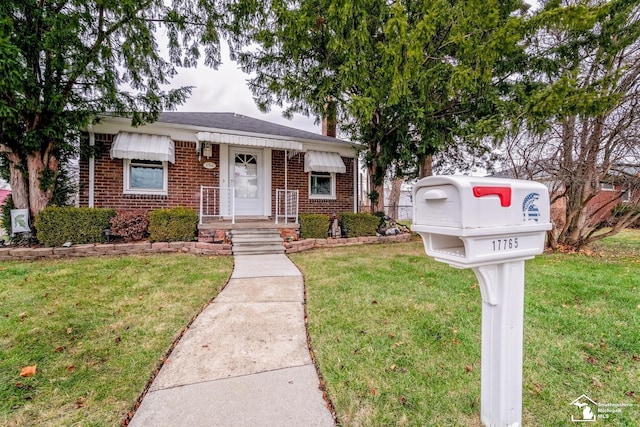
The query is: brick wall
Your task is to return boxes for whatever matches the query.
[79,135,354,215]
[271,151,354,215]
[79,134,219,211]
[550,184,627,229]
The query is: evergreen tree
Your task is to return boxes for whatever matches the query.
[0,0,227,221]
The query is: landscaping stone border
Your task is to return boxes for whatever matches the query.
[0,233,413,260]
[0,241,232,261]
[284,233,412,253]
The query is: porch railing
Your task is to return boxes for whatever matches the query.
[199,186,235,224]
[275,189,299,224]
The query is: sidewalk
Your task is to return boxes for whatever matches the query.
[128,254,335,427]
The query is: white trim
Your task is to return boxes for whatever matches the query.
[600,182,615,191]
[88,125,95,208]
[309,171,336,200]
[197,131,303,151]
[123,159,168,196]
[219,145,230,215]
[263,148,272,215]
[353,156,358,212]
[621,189,631,202]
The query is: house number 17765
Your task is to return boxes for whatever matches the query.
[492,238,519,251]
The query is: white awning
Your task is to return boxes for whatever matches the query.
[110,132,175,164]
[304,151,346,174]
[196,132,303,151]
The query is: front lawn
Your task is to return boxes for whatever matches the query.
[0,254,233,426]
[292,233,640,426]
[1,230,638,426]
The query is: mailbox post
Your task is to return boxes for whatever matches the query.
[411,175,551,427]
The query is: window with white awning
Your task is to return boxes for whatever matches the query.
[110,132,175,164]
[110,132,174,195]
[304,151,346,174]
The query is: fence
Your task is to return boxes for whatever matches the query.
[358,204,413,221]
[199,186,235,224]
[275,189,299,224]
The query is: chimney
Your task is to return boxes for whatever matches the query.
[322,116,336,138]
[322,100,337,137]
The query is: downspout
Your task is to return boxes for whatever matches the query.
[88,124,95,208]
[284,150,288,193]
[353,155,358,213]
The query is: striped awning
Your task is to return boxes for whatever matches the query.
[110,132,175,164]
[304,151,346,174]
[196,132,303,151]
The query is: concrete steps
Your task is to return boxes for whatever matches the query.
[231,229,285,255]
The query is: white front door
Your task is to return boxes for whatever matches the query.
[230,148,263,216]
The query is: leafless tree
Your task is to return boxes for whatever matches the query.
[503,3,640,249]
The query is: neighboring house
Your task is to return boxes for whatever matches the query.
[78,112,358,241]
[492,166,640,228]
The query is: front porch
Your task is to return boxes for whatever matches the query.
[197,218,300,245]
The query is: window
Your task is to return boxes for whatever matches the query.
[600,182,615,191]
[621,189,631,203]
[309,171,335,199]
[124,159,168,195]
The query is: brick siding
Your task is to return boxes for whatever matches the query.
[271,150,354,215]
[80,134,355,215]
[80,134,219,211]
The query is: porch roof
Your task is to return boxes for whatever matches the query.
[110,132,175,164]
[196,131,303,151]
[304,150,346,174]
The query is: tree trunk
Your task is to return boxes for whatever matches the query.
[387,176,404,219]
[367,162,385,214]
[6,151,29,210]
[26,147,58,220]
[418,155,433,178]
[4,144,59,227]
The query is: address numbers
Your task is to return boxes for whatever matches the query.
[492,238,519,251]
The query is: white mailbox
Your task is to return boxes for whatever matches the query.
[412,175,551,268]
[411,175,552,427]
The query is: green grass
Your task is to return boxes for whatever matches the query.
[292,232,640,426]
[0,254,233,426]
[1,230,639,426]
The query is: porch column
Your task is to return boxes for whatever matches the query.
[88,124,95,208]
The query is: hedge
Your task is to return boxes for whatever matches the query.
[148,207,198,242]
[340,212,379,237]
[299,213,329,239]
[36,207,115,247]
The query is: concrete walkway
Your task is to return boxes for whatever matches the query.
[128,254,335,427]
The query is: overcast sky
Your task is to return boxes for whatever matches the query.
[170,44,321,135]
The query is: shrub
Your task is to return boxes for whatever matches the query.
[340,212,379,237]
[36,207,115,247]
[109,210,150,241]
[299,213,329,239]
[148,207,198,242]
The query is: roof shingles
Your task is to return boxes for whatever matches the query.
[158,112,347,145]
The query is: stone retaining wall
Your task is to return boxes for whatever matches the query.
[0,241,232,261]
[285,233,412,253]
[0,233,413,260]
